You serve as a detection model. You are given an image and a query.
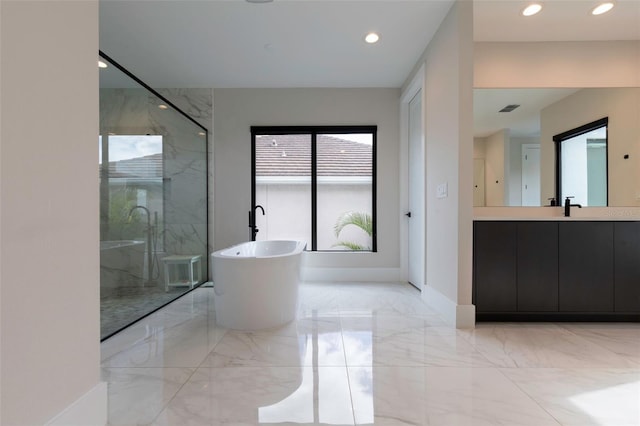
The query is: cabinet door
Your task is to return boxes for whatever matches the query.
[517,222,558,312]
[474,222,517,312]
[614,222,640,312]
[559,222,614,312]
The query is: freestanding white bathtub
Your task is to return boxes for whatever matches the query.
[212,240,306,330]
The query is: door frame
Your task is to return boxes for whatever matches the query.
[521,143,541,206]
[400,64,426,289]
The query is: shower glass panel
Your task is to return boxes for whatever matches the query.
[99,53,208,340]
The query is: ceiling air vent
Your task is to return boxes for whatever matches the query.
[499,104,520,113]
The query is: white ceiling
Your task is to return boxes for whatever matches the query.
[99,0,640,89]
[99,0,455,88]
[474,0,640,42]
[99,1,640,136]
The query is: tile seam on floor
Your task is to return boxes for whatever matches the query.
[147,365,201,426]
[339,314,358,426]
[495,367,565,426]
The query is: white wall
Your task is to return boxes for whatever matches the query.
[540,88,640,206]
[214,88,400,273]
[1,1,105,425]
[256,183,372,250]
[475,41,640,88]
[402,1,474,327]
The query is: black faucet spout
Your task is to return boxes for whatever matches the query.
[564,196,582,217]
[249,205,266,240]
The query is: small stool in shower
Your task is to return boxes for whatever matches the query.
[162,254,202,291]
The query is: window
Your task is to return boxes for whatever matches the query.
[252,126,376,252]
[554,117,608,206]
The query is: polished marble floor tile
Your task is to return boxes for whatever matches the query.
[501,367,640,426]
[342,322,494,367]
[335,282,434,318]
[297,282,342,316]
[459,322,639,368]
[420,367,563,425]
[102,311,226,368]
[204,317,346,368]
[102,367,195,425]
[559,322,640,364]
[349,366,562,425]
[100,283,640,426]
[153,366,354,426]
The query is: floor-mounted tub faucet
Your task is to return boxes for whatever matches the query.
[564,196,582,217]
[249,205,265,240]
[128,205,155,285]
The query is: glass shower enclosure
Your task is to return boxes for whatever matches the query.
[99,52,208,340]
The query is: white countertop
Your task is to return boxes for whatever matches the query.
[473,206,640,221]
[474,216,640,221]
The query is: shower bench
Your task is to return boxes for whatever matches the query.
[162,254,202,291]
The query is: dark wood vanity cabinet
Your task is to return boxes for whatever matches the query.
[614,222,640,312]
[559,222,614,312]
[473,221,517,312]
[517,222,559,312]
[473,220,639,320]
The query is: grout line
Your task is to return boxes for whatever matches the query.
[495,367,564,426]
[340,315,359,426]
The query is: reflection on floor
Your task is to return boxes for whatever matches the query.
[100,285,194,339]
[101,282,640,425]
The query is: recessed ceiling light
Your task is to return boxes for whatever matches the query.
[158,104,168,110]
[592,2,615,15]
[98,60,108,69]
[365,32,380,44]
[522,3,542,16]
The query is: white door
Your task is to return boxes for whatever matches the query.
[522,144,541,206]
[408,90,425,290]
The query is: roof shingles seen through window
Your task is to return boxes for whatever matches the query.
[255,134,372,177]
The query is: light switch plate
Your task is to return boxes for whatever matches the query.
[437,182,448,199]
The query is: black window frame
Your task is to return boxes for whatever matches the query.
[251,125,377,252]
[554,117,609,206]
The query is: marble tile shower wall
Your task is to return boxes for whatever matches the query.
[100,88,212,283]
[158,88,214,278]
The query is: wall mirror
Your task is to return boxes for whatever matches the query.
[473,87,640,207]
[555,117,608,207]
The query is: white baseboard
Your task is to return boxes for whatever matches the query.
[422,285,475,328]
[302,267,401,282]
[46,382,107,426]
[456,303,476,329]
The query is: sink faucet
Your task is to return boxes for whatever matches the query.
[564,196,582,217]
[249,205,265,240]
